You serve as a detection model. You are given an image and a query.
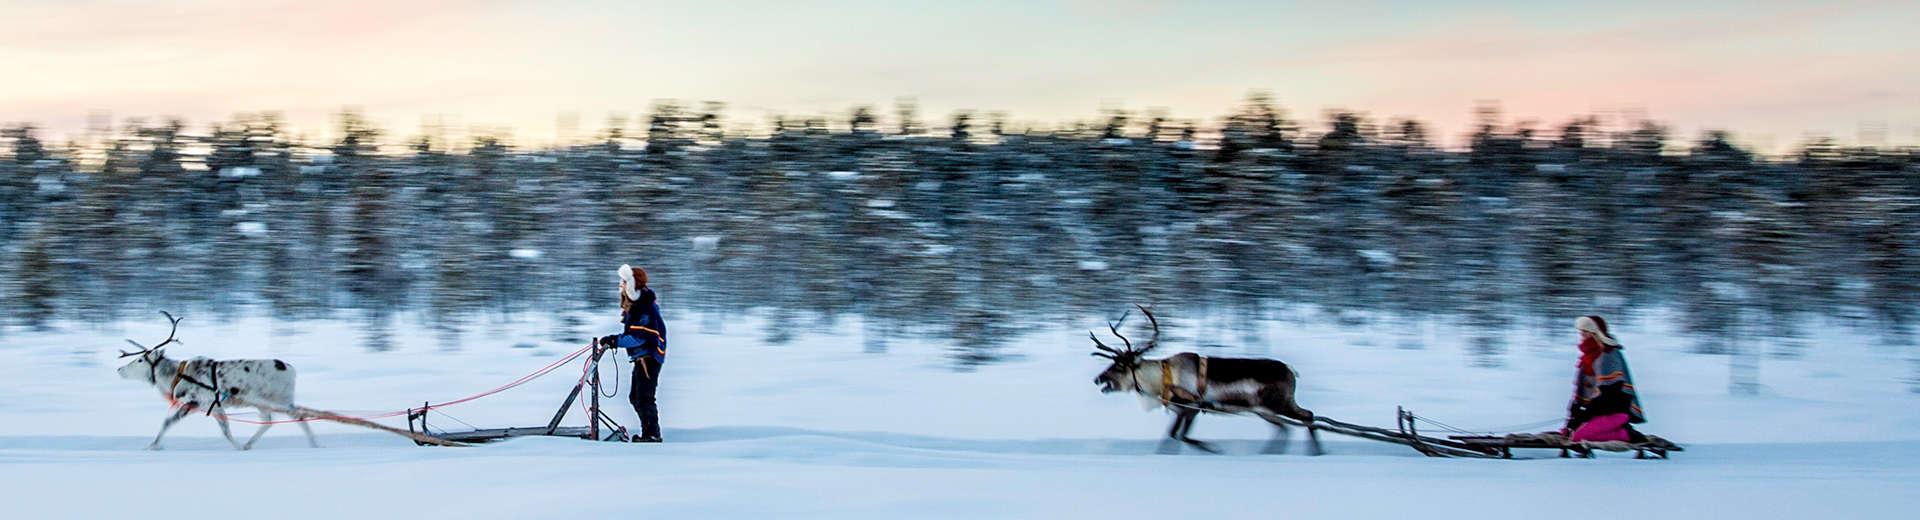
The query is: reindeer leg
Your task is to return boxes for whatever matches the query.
[1285,408,1323,456]
[1305,422,1324,456]
[242,408,274,450]
[1160,409,1202,454]
[1166,410,1191,440]
[1262,414,1293,455]
[148,407,194,450]
[1288,407,1323,456]
[291,406,320,448]
[1175,408,1218,454]
[1266,388,1323,457]
[213,408,243,450]
[1157,412,1189,454]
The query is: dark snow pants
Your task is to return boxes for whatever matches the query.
[629,356,663,438]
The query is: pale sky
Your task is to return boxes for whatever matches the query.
[3,0,1916,150]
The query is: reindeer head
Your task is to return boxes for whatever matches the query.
[115,311,183,384]
[1091,305,1161,393]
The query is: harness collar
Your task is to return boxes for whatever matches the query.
[1159,363,1174,404]
[144,353,163,385]
[1153,355,1211,406]
[1196,356,1209,401]
[164,359,225,414]
[164,361,188,409]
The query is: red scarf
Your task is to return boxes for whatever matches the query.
[1576,335,1605,375]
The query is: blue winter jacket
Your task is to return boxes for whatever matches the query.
[615,288,668,362]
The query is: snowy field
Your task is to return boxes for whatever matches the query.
[2,311,1917,519]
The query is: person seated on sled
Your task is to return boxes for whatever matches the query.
[597,264,668,443]
[1561,315,1647,444]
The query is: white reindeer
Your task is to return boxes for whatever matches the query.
[115,312,319,450]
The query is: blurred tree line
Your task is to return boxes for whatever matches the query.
[1,95,1915,376]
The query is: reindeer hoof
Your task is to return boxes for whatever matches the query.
[1183,440,1221,454]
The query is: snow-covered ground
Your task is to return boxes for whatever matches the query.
[2,312,1916,519]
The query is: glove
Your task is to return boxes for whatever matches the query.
[597,334,619,347]
[1564,401,1590,431]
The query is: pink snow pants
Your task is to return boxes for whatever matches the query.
[1570,413,1631,442]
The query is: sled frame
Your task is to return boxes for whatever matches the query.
[407,344,629,445]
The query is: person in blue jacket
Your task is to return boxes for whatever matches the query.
[599,264,667,442]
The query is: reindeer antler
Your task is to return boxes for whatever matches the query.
[1089,332,1120,359]
[1133,304,1162,354]
[1090,306,1167,359]
[1092,307,1159,359]
[1107,310,1134,352]
[119,311,184,358]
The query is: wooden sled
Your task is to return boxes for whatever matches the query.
[1448,432,1684,460]
[406,345,629,445]
[1259,406,1683,460]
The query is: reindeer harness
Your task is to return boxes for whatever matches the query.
[1091,305,1215,409]
[1157,355,1210,406]
[163,359,228,415]
[123,310,227,413]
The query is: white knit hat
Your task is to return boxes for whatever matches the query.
[1574,316,1619,346]
[617,264,641,300]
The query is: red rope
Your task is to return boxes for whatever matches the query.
[576,344,616,419]
[187,343,597,425]
[578,350,595,418]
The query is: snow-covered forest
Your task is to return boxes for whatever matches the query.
[2,96,1916,372]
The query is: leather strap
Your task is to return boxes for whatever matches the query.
[1159,363,1174,404]
[1194,356,1209,402]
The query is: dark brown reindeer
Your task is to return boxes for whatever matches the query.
[1092,305,1321,454]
